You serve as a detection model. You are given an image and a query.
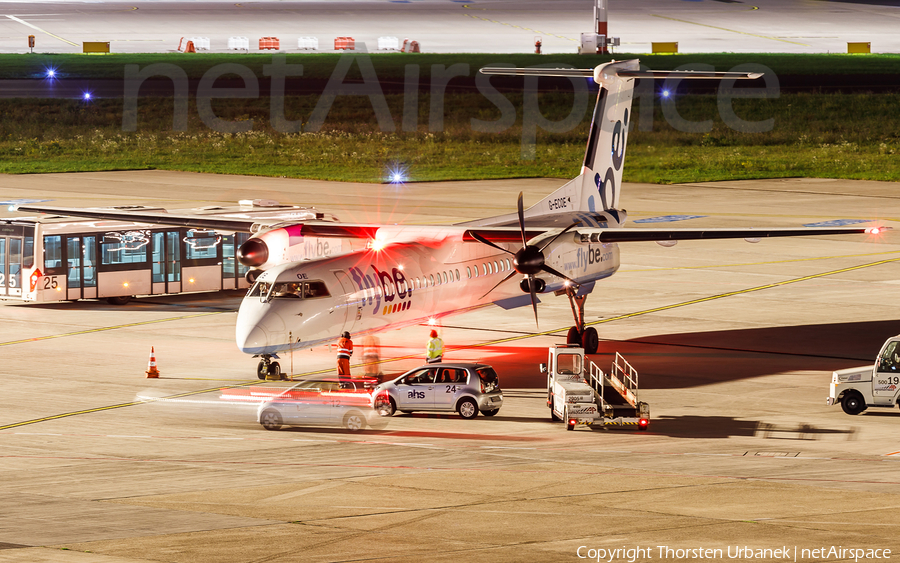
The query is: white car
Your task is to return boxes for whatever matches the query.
[255,378,388,431]
[374,363,503,419]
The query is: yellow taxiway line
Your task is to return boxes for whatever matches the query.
[651,14,810,47]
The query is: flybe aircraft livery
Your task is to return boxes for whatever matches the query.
[17,60,885,378]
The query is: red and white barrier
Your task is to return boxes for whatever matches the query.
[259,36,280,50]
[334,36,356,50]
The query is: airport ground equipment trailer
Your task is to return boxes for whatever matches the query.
[828,334,900,415]
[542,344,649,431]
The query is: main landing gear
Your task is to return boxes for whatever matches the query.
[562,285,598,354]
[254,354,283,380]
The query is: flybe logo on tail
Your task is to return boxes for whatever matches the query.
[593,108,628,212]
[348,265,413,315]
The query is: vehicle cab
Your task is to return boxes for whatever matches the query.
[828,335,900,415]
[236,262,339,356]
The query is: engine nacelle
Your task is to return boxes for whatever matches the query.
[520,277,546,294]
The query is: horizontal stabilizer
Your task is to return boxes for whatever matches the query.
[479,65,762,82]
[479,67,594,78]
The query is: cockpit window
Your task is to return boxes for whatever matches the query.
[272,282,302,298]
[251,280,331,301]
[248,281,271,298]
[303,280,330,299]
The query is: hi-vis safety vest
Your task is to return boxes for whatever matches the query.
[337,338,353,359]
[426,337,444,360]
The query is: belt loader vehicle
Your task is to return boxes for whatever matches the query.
[541,344,649,431]
[828,335,900,415]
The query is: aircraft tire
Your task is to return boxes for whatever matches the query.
[256,361,267,380]
[566,326,580,345]
[582,327,599,354]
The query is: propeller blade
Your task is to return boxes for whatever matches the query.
[469,231,515,255]
[479,270,517,300]
[517,192,527,248]
[541,264,580,287]
[538,220,582,253]
[528,274,539,329]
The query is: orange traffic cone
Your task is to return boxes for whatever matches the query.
[146,346,160,378]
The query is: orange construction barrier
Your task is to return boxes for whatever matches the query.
[259,36,280,50]
[401,39,420,53]
[145,346,160,378]
[183,40,196,53]
[334,36,355,50]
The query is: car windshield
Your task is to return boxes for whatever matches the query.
[556,353,582,376]
[878,341,900,372]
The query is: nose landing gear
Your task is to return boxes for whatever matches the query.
[563,285,598,354]
[254,354,284,380]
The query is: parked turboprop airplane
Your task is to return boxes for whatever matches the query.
[17,60,887,378]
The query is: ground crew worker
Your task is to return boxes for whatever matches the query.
[337,331,353,376]
[426,329,444,364]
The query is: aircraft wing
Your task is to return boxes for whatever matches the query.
[16,204,258,232]
[574,225,886,243]
[462,225,887,243]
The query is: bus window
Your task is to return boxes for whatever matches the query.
[43,236,63,273]
[185,230,220,261]
[236,233,250,278]
[83,236,97,288]
[222,235,236,279]
[23,234,34,269]
[0,238,5,293]
[102,231,149,265]
[152,232,165,283]
[67,237,82,289]
[304,281,330,298]
[8,238,21,294]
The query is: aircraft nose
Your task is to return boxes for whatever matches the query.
[236,324,269,355]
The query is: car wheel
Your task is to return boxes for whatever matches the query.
[400,410,413,414]
[581,327,599,355]
[841,392,867,415]
[376,396,396,417]
[260,409,282,431]
[343,412,366,431]
[256,361,267,380]
[458,398,478,419]
[481,409,499,417]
